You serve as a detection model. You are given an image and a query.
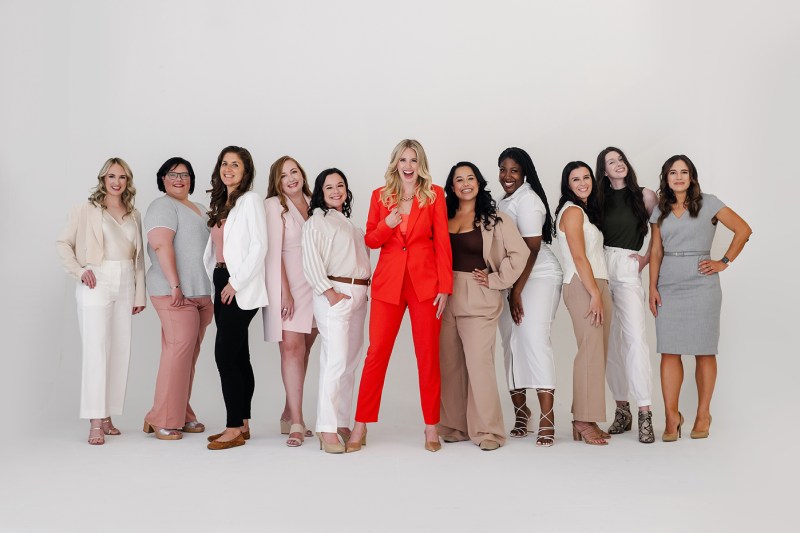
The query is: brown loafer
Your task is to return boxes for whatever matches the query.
[207,434,246,450]
[207,430,250,442]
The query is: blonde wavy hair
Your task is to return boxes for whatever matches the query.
[88,157,136,215]
[379,139,436,208]
[266,156,312,220]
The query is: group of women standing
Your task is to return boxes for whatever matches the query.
[57,140,752,451]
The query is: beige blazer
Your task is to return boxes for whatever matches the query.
[482,211,530,290]
[56,202,147,306]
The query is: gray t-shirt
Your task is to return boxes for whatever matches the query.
[144,195,212,297]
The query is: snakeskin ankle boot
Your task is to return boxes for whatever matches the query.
[608,403,632,434]
[638,410,655,443]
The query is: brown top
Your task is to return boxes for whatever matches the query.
[450,228,486,272]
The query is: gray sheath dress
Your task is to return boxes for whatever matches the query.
[650,193,725,355]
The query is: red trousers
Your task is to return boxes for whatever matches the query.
[355,270,442,425]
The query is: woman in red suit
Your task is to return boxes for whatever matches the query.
[346,139,453,452]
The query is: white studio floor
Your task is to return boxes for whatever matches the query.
[1,409,792,533]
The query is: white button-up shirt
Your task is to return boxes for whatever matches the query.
[301,208,371,295]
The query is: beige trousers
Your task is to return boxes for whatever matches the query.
[438,272,506,446]
[562,276,612,423]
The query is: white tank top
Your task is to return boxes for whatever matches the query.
[555,202,608,283]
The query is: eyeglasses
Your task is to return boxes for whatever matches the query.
[165,172,191,181]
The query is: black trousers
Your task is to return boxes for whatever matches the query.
[213,268,257,428]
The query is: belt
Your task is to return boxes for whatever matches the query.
[663,251,710,257]
[215,262,228,269]
[328,275,370,286]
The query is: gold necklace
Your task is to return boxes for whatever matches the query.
[399,194,414,202]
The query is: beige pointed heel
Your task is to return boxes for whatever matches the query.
[662,412,684,442]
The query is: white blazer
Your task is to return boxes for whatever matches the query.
[204,191,268,310]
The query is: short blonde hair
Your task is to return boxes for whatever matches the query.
[88,157,136,214]
[379,139,436,208]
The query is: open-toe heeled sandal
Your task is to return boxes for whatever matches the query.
[536,389,555,447]
[509,389,531,438]
[572,421,608,445]
[100,417,121,436]
[88,426,105,445]
[286,424,306,447]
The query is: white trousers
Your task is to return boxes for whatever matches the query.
[75,260,134,419]
[499,275,562,390]
[604,247,652,407]
[313,281,368,433]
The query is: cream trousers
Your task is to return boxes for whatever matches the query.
[75,260,134,419]
[313,281,369,433]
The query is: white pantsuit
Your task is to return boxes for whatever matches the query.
[604,246,652,407]
[313,281,369,432]
[76,260,135,419]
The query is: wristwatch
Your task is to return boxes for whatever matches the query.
[721,256,730,265]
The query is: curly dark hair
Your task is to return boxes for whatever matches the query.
[498,147,553,244]
[444,161,499,230]
[308,168,353,218]
[207,146,256,228]
[553,161,603,235]
[595,146,649,241]
[656,154,704,227]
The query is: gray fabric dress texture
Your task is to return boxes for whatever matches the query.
[650,193,725,355]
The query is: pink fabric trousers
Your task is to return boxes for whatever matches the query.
[145,296,213,429]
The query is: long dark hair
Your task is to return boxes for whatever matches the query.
[498,147,552,243]
[554,161,603,235]
[595,146,648,240]
[309,168,353,218]
[444,161,499,230]
[207,146,256,228]
[656,154,704,227]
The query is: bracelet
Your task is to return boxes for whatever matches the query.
[172,285,181,289]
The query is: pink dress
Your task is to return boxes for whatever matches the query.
[263,195,315,342]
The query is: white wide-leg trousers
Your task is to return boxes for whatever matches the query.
[75,260,135,419]
[604,246,652,407]
[313,281,368,433]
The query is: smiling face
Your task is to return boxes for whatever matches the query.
[163,163,191,200]
[280,159,304,198]
[220,152,244,192]
[568,166,593,202]
[666,160,692,194]
[604,151,628,181]
[396,147,419,185]
[499,157,524,196]
[322,173,347,211]
[452,165,479,203]
[104,163,128,198]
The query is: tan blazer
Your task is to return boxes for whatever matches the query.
[482,211,530,290]
[56,202,147,306]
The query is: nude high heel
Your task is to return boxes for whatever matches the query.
[690,415,712,439]
[662,412,684,442]
[143,420,182,440]
[318,434,345,454]
[345,427,367,453]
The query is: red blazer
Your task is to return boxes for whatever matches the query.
[365,185,453,305]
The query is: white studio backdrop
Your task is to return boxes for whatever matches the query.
[0,0,797,442]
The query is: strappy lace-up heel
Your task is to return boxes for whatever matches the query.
[509,389,530,438]
[536,389,555,447]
